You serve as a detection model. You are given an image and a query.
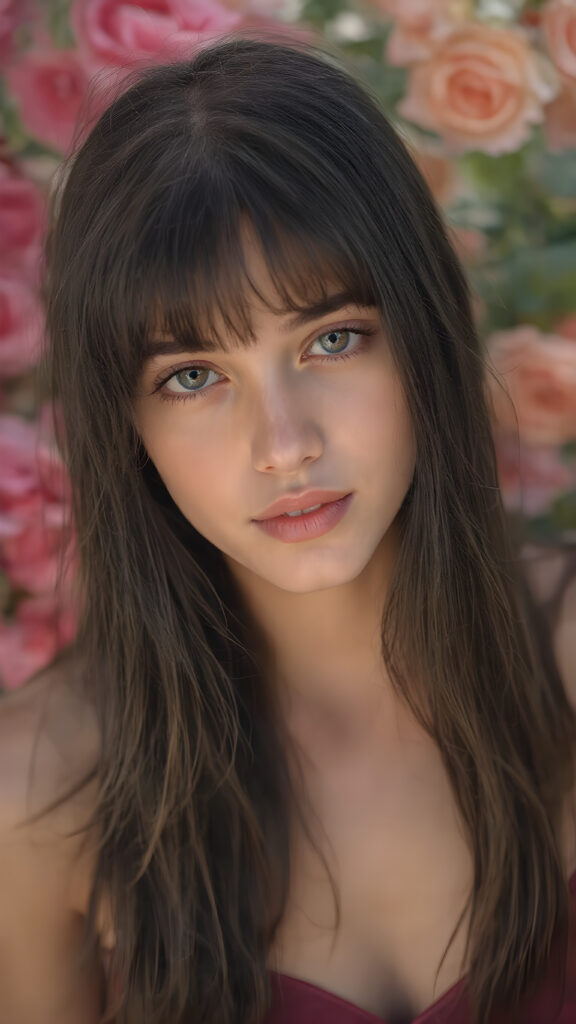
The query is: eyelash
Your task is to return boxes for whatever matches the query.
[151,323,378,405]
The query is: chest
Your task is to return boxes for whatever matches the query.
[266,729,475,1023]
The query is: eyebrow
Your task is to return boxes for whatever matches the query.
[142,290,376,361]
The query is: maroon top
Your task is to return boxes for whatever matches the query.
[264,869,576,1024]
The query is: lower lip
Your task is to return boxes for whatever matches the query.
[252,494,353,543]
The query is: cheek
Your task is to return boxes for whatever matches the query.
[137,411,234,513]
[340,373,415,462]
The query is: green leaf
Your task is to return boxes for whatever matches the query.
[348,52,408,111]
[551,491,576,531]
[460,147,531,197]
[35,0,75,47]
[0,79,29,154]
[474,239,576,331]
[529,147,576,199]
[300,0,349,27]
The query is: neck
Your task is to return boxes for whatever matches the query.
[224,525,402,729]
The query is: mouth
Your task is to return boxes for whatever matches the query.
[251,493,354,543]
[253,489,351,521]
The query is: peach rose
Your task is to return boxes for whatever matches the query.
[0,275,44,379]
[5,48,90,156]
[487,325,576,446]
[495,436,574,516]
[543,0,576,81]
[71,0,242,72]
[379,0,465,66]
[398,24,559,155]
[543,74,576,149]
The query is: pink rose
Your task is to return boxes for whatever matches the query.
[2,513,73,595]
[232,14,315,43]
[398,24,558,155]
[0,595,77,690]
[5,48,90,156]
[495,437,574,517]
[543,74,576,150]
[71,0,242,73]
[0,275,44,378]
[487,325,576,446]
[0,170,45,282]
[543,0,576,81]
[171,0,242,32]
[0,414,75,596]
[0,0,20,60]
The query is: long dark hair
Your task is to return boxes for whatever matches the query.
[38,33,576,1024]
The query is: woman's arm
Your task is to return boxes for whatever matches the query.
[0,670,105,1024]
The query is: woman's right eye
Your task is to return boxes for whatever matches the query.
[155,364,224,403]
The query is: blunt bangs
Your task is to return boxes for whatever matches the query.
[129,174,379,374]
[140,200,377,364]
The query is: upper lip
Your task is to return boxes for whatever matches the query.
[252,489,351,521]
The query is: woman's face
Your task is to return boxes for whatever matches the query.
[133,236,416,595]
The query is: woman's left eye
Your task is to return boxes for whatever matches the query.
[307,326,375,360]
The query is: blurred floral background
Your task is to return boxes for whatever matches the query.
[0,0,575,689]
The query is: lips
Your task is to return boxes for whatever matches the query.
[252,489,351,521]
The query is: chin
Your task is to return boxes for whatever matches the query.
[261,550,372,594]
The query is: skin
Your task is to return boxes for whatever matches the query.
[133,230,416,743]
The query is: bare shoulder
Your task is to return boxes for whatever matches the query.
[0,650,102,911]
[521,543,576,710]
[0,651,100,838]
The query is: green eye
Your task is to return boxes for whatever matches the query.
[318,329,353,354]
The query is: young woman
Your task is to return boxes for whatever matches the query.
[0,32,575,1024]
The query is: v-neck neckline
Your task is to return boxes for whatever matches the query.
[269,866,576,1023]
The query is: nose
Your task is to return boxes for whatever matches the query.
[250,378,323,475]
